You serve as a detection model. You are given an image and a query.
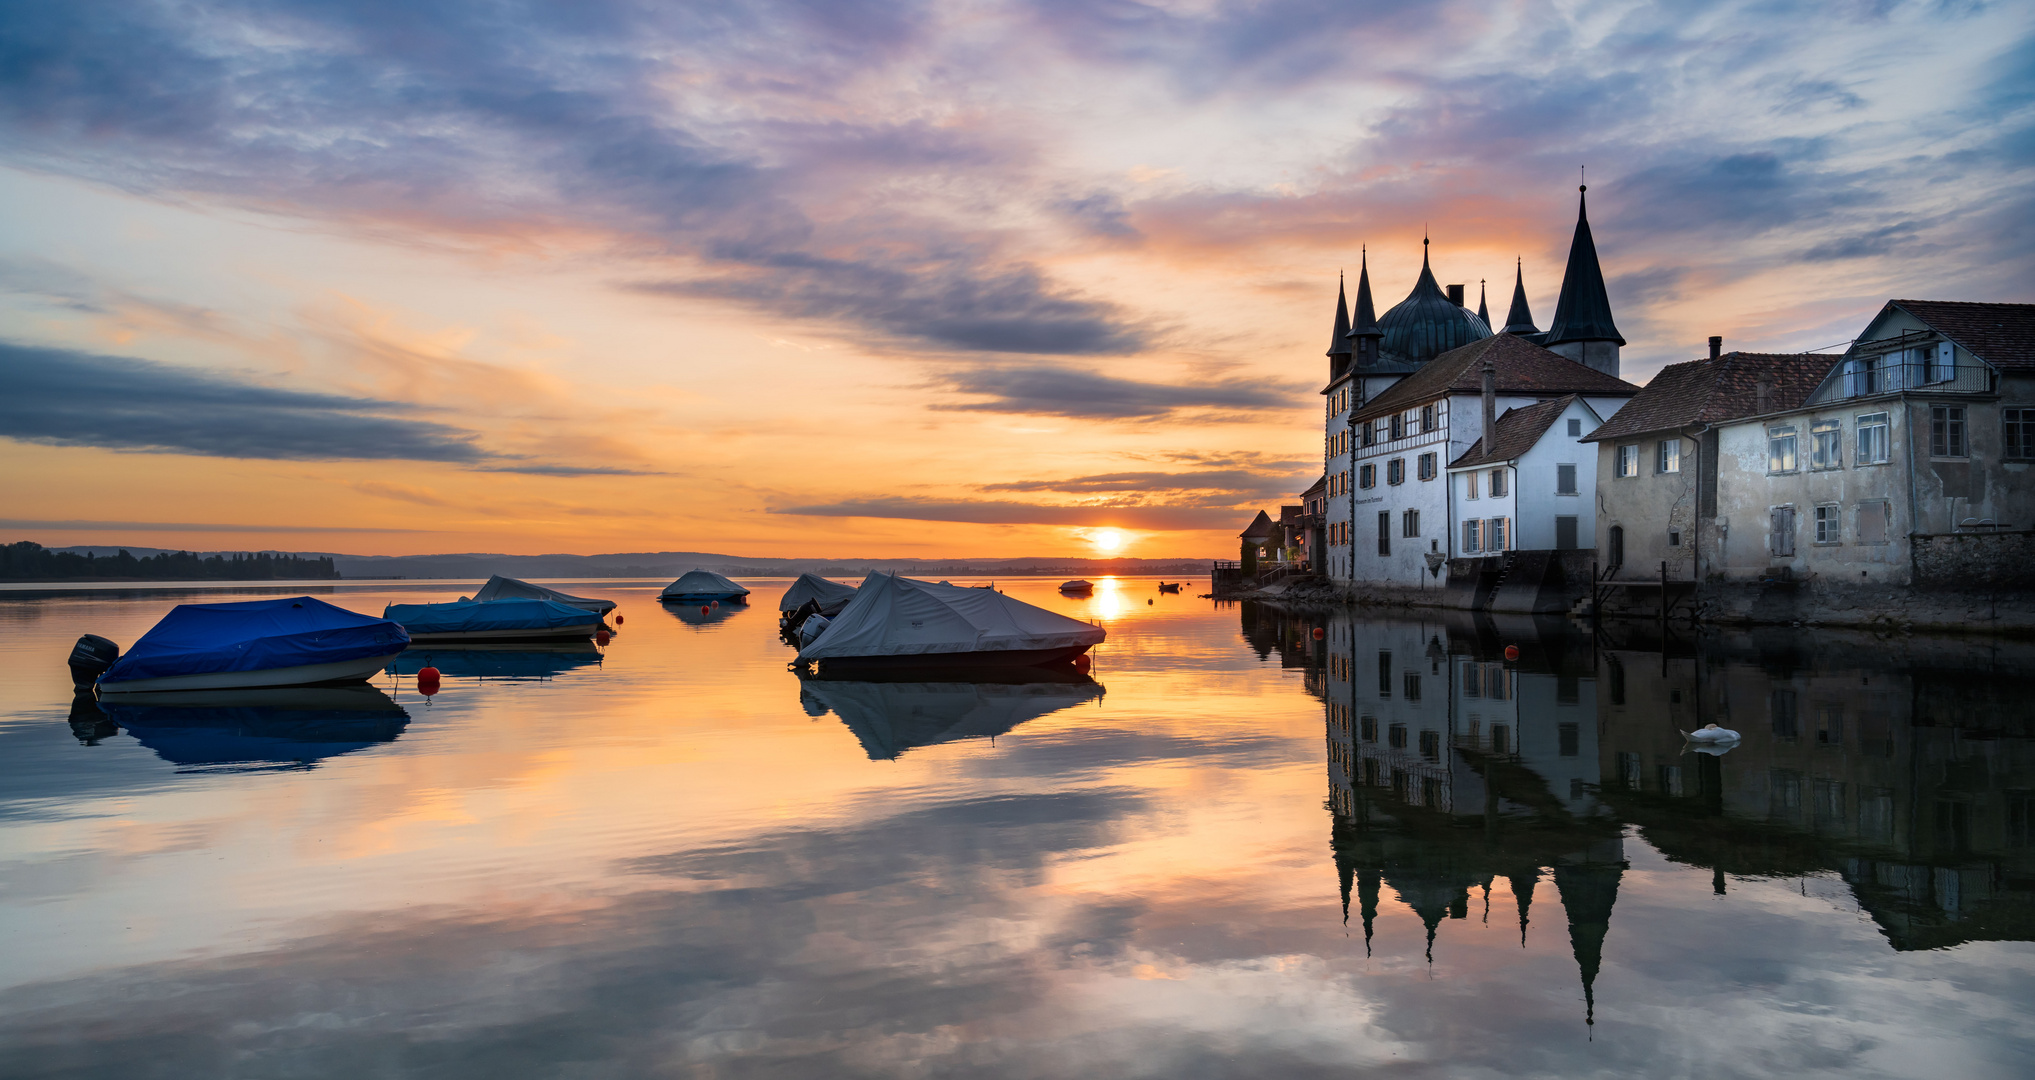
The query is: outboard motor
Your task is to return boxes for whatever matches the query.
[68,692,117,745]
[782,598,823,641]
[797,614,831,649]
[67,634,120,693]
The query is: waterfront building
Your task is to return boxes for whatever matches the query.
[1447,393,1611,562]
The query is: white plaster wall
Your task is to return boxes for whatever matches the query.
[1713,406,1914,583]
[1511,398,1602,550]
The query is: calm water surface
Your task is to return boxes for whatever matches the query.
[0,578,2030,1078]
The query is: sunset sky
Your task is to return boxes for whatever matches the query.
[2,0,2030,559]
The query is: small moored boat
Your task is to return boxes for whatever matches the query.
[1058,579,1094,595]
[1157,582,1182,594]
[659,569,750,604]
[798,573,1104,675]
[469,575,617,616]
[95,596,409,694]
[383,598,600,643]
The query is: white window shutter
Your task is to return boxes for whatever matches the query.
[1937,342,1954,382]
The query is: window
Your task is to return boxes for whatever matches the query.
[1464,470,1479,499]
[1810,420,1841,470]
[1857,500,1890,545]
[1489,468,1507,497]
[1556,463,1578,495]
[1922,341,1954,384]
[1418,728,1439,760]
[1389,413,1405,440]
[1555,515,1578,549]
[1387,458,1405,485]
[1378,651,1392,697]
[1362,421,1376,447]
[1656,438,1681,474]
[1856,412,1889,465]
[1558,723,1579,757]
[1360,715,1377,742]
[1814,504,1840,544]
[1848,355,1886,397]
[1463,664,1483,697]
[1387,723,1407,749]
[1402,509,1420,538]
[1768,426,1798,473]
[1461,518,1482,553]
[1487,517,1510,551]
[1359,463,1376,489]
[1568,418,1583,437]
[1422,404,1436,432]
[1932,406,1966,457]
[2008,409,2035,460]
[1617,444,1639,478]
[1668,529,1681,547]
[1405,672,1423,703]
[1770,506,1796,557]
[1418,452,1437,481]
[1377,511,1391,556]
[1608,525,1625,568]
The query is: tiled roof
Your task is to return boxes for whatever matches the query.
[1892,300,2035,372]
[1450,395,1576,468]
[1239,509,1276,540]
[1299,474,1326,500]
[1583,351,1839,442]
[1351,333,1638,423]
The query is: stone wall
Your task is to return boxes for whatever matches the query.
[1911,531,2035,590]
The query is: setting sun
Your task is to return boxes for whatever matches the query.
[1089,529,1124,553]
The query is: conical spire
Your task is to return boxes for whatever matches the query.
[1327,273,1353,359]
[1554,861,1625,1030]
[1502,257,1540,335]
[1476,280,1490,328]
[1507,868,1538,947]
[1544,185,1625,347]
[1351,248,1381,338]
[1358,869,1382,957]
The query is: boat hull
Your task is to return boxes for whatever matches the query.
[814,644,1092,676]
[403,624,599,643]
[97,653,401,694]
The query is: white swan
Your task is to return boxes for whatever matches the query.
[1681,723,1741,744]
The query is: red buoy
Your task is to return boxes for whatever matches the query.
[1503,645,1520,661]
[417,666,441,697]
[418,666,440,679]
[699,605,710,614]
[614,614,624,625]
[1073,654,1092,674]
[1312,627,1325,639]
[596,630,611,646]
[711,600,719,609]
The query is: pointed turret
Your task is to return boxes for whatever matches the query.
[1543,184,1625,377]
[1327,273,1353,380]
[1508,868,1538,947]
[1359,869,1381,957]
[1346,248,1383,368]
[1475,280,1490,329]
[1553,860,1625,1030]
[1502,257,1541,337]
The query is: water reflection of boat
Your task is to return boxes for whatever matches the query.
[386,642,604,680]
[96,685,410,771]
[799,676,1104,760]
[666,601,746,628]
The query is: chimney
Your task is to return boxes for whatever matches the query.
[1755,378,1772,415]
[1481,356,1498,447]
[1447,284,1465,307]
[1709,336,1722,361]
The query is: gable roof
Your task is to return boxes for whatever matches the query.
[1450,396,1581,468]
[1890,300,2035,371]
[1351,333,1638,424]
[1299,474,1326,500]
[1583,351,1840,442]
[1239,510,1277,540]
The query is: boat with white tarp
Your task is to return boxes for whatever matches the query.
[659,569,750,604]
[383,598,600,643]
[468,575,617,615]
[796,573,1104,674]
[778,573,858,616]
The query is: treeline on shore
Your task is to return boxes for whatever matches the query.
[1,542,341,582]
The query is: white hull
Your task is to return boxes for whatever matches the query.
[404,624,598,643]
[98,653,401,694]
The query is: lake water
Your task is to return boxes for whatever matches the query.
[1,578,2031,1078]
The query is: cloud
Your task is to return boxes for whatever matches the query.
[932,365,1303,419]
[471,464,665,477]
[770,497,1253,531]
[0,341,487,462]
[982,469,1305,500]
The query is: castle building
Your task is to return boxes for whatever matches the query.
[1320,188,1637,591]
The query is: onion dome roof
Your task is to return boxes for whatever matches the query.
[1376,240,1491,364]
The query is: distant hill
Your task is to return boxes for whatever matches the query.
[32,544,1214,580]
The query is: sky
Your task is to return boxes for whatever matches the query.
[1,0,2031,560]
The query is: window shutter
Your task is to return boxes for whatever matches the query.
[1771,507,1796,557]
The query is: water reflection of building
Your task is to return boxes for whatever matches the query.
[1597,629,2035,950]
[1278,603,1626,1024]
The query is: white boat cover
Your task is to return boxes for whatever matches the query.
[778,572,858,614]
[470,575,617,615]
[798,573,1104,663]
[659,569,750,600]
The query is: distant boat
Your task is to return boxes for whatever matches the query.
[1059,579,1094,595]
[469,575,617,616]
[383,598,600,643]
[659,569,750,604]
[96,596,408,694]
[798,573,1104,675]
[1157,582,1182,594]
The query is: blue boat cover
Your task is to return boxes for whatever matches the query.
[383,598,594,637]
[100,596,410,685]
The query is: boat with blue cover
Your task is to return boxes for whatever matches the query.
[468,575,617,616]
[95,596,409,694]
[659,569,750,604]
[383,597,600,643]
